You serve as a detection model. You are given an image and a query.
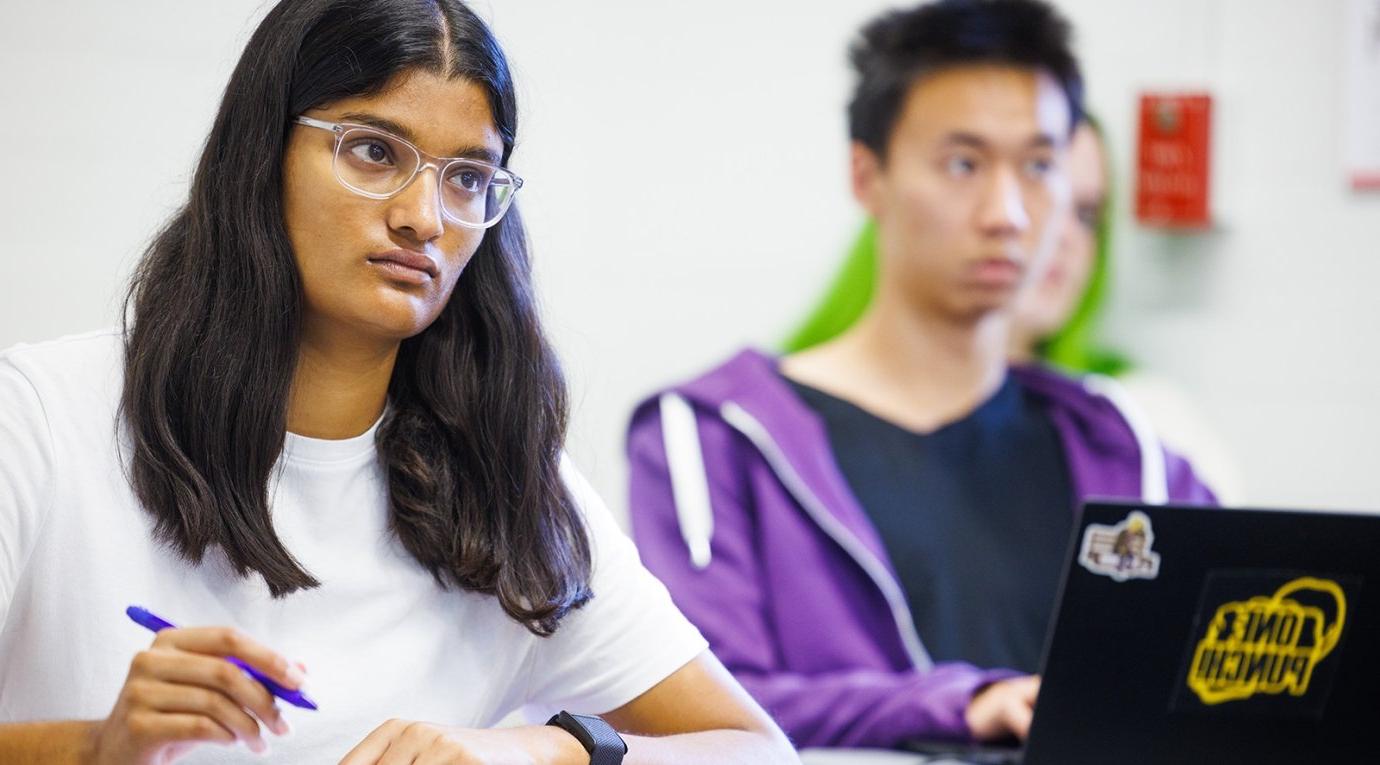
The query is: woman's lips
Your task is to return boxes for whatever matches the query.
[367,249,439,284]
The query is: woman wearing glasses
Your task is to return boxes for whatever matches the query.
[0,1,795,764]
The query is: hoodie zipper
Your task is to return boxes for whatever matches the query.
[720,401,933,672]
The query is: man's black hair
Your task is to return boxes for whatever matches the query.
[848,0,1084,157]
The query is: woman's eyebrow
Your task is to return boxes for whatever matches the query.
[338,111,501,163]
[339,111,414,140]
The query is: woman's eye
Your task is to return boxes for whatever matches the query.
[447,169,487,194]
[1076,203,1101,230]
[347,139,393,166]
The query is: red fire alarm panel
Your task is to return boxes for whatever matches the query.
[1135,93,1213,228]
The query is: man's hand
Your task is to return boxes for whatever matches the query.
[964,675,1040,742]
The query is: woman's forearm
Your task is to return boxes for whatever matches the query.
[621,727,800,765]
[0,720,98,764]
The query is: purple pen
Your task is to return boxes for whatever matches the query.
[125,605,318,711]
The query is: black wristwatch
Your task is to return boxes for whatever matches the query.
[546,711,628,765]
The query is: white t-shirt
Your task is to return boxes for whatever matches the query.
[0,329,706,763]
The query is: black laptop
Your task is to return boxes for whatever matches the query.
[905,501,1378,764]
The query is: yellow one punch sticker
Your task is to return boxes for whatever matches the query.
[1185,576,1348,709]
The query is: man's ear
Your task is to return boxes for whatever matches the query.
[850,141,885,218]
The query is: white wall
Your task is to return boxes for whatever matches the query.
[2,1,1377,519]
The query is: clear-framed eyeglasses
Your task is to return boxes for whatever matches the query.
[293,115,523,230]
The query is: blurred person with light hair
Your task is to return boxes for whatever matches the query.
[1007,120,1244,503]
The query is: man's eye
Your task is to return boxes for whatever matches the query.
[945,156,978,176]
[1023,157,1053,178]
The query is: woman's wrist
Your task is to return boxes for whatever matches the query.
[0,720,102,765]
[526,723,591,765]
[79,719,102,765]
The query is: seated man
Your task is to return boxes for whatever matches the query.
[626,0,1215,750]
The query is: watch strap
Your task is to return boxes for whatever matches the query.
[546,710,627,765]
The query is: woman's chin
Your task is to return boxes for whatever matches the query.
[325,303,443,345]
[363,291,446,337]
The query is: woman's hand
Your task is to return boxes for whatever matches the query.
[88,626,304,764]
[338,721,586,765]
[964,675,1040,742]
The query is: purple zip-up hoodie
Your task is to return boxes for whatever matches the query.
[627,349,1215,749]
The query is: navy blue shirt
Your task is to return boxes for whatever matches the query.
[786,375,1074,673]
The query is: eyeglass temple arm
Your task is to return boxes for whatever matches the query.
[293,115,343,133]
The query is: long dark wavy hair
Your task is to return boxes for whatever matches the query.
[120,0,591,636]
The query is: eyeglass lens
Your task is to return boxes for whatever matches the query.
[334,127,517,227]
